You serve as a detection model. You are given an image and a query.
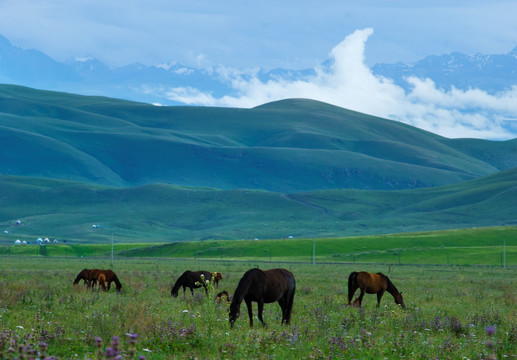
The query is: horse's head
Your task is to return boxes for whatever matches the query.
[171,288,179,297]
[215,290,231,304]
[394,292,405,308]
[228,301,240,327]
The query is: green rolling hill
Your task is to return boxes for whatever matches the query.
[0,84,516,244]
[0,167,515,243]
[1,84,515,192]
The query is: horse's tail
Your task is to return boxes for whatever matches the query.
[284,273,296,325]
[348,271,359,304]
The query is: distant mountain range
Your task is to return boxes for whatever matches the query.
[1,33,517,106]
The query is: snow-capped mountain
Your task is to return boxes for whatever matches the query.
[372,47,517,93]
[1,33,516,106]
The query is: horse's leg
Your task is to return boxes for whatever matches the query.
[257,300,266,326]
[245,298,254,327]
[284,291,295,325]
[357,288,366,307]
[278,298,286,324]
[376,290,385,307]
[107,280,111,291]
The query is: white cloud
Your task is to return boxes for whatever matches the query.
[163,28,517,140]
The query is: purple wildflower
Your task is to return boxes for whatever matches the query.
[94,337,103,348]
[39,341,48,352]
[111,335,120,349]
[105,346,115,358]
[486,325,496,336]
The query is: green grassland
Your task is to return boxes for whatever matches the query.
[1,167,516,243]
[2,227,516,267]
[0,257,515,359]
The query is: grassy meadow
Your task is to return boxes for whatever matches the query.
[0,256,515,359]
[1,227,516,267]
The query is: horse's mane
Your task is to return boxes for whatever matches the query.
[110,272,123,290]
[385,275,400,295]
[232,268,263,305]
[73,269,90,284]
[171,271,190,296]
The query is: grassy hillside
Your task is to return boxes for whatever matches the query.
[0,168,515,243]
[1,84,515,192]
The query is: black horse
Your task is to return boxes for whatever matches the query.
[229,268,296,327]
[171,270,212,297]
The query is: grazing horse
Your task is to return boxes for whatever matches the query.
[347,271,405,308]
[171,270,212,297]
[86,268,101,290]
[215,290,231,303]
[73,269,91,286]
[210,272,223,287]
[97,273,107,292]
[229,268,296,327]
[88,269,123,292]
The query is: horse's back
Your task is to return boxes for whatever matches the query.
[357,271,387,292]
[268,268,295,285]
[263,268,295,301]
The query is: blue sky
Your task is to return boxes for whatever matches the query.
[0,0,516,69]
[1,1,517,140]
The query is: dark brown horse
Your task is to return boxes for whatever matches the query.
[171,270,212,297]
[229,268,296,327]
[348,271,405,308]
[88,269,123,292]
[215,290,231,303]
[73,269,91,286]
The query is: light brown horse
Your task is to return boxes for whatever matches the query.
[97,273,107,292]
[210,272,223,287]
[348,271,405,308]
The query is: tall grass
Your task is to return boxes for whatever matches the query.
[0,257,515,359]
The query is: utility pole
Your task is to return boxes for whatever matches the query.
[111,231,114,267]
[503,239,506,270]
[313,239,315,266]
